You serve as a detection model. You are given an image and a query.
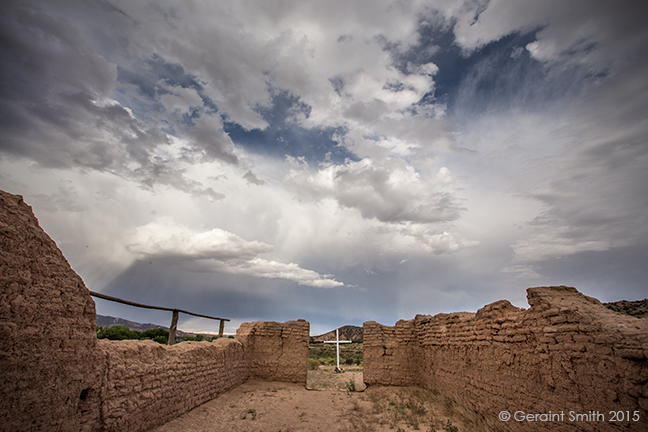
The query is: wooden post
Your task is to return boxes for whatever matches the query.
[218,319,225,337]
[168,310,179,345]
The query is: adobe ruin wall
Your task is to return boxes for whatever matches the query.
[95,318,308,432]
[236,320,309,383]
[364,286,648,431]
[1,190,103,432]
[0,189,309,432]
[98,338,247,432]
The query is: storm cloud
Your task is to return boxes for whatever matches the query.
[1,0,646,335]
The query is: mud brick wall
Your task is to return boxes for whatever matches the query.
[364,286,648,431]
[0,190,103,432]
[363,319,423,386]
[1,189,311,432]
[236,320,309,384]
[98,338,247,432]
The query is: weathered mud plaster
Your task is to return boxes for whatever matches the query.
[364,286,648,431]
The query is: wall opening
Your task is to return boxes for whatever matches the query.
[306,339,365,391]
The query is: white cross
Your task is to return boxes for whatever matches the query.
[324,327,352,371]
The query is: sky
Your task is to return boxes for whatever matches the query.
[1,0,647,336]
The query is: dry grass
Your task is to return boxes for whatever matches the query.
[342,386,500,432]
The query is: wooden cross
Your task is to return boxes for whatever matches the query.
[324,327,351,371]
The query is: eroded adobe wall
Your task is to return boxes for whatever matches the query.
[364,286,648,431]
[0,190,103,432]
[1,189,310,432]
[363,318,423,386]
[99,320,308,432]
[98,338,248,432]
[236,320,309,384]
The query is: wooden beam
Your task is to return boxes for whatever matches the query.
[168,310,179,346]
[89,291,229,322]
[218,320,225,337]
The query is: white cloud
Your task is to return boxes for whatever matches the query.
[389,225,480,255]
[127,219,273,260]
[222,258,343,288]
[285,157,461,223]
[127,218,343,288]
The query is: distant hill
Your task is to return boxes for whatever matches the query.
[311,325,363,343]
[96,315,197,338]
[604,299,648,319]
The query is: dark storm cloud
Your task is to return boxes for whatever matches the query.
[0,1,239,193]
[101,258,397,331]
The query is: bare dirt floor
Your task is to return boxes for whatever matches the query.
[307,365,366,391]
[150,370,495,432]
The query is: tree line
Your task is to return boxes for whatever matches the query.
[96,325,224,344]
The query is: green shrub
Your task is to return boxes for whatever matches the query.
[96,325,170,344]
[308,359,320,370]
[346,377,356,392]
[140,328,169,340]
[153,335,168,344]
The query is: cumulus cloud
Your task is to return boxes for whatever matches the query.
[285,157,461,223]
[127,220,273,260]
[222,258,343,288]
[127,219,343,288]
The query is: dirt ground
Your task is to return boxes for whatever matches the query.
[149,373,494,432]
[306,365,366,391]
